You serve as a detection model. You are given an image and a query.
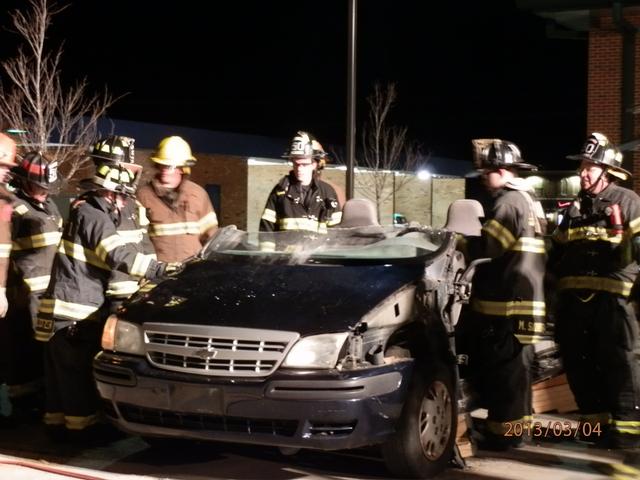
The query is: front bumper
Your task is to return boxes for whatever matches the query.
[94,352,414,450]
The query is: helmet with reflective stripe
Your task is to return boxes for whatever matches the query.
[566,132,630,180]
[79,163,136,197]
[283,131,329,169]
[150,136,196,168]
[12,151,60,191]
[91,135,135,164]
[91,135,142,188]
[472,138,537,171]
[0,133,18,168]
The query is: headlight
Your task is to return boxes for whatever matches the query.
[101,314,145,355]
[282,332,348,369]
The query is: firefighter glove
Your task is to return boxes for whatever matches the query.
[164,262,184,276]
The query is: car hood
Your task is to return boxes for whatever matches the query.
[122,261,425,336]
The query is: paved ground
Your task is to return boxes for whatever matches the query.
[0,412,639,479]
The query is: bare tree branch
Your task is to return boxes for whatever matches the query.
[0,0,120,181]
[356,83,426,219]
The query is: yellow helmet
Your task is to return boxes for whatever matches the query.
[150,136,196,168]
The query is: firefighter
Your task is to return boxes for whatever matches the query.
[259,131,341,250]
[35,161,178,437]
[457,139,547,450]
[550,132,640,449]
[0,133,17,423]
[88,135,155,312]
[137,136,218,262]
[4,152,62,410]
[0,134,17,316]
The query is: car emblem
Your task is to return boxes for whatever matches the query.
[194,347,218,360]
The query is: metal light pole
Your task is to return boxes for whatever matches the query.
[346,0,357,200]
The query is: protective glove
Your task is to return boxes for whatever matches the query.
[164,262,184,276]
[0,287,7,318]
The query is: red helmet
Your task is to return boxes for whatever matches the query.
[12,151,60,192]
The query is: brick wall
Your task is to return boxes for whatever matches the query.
[588,8,640,191]
[189,153,248,230]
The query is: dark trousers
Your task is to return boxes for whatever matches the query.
[44,321,103,430]
[521,344,534,418]
[556,292,640,435]
[457,311,529,431]
[1,288,43,390]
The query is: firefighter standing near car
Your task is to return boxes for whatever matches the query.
[259,131,341,250]
[88,136,155,312]
[35,158,179,438]
[4,152,62,412]
[0,134,17,316]
[457,139,547,450]
[137,136,218,263]
[550,132,640,449]
[0,133,18,424]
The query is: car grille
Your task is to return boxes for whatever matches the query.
[143,323,299,377]
[308,421,357,437]
[117,402,298,437]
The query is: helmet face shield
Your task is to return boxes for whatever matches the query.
[120,162,143,189]
[80,162,137,197]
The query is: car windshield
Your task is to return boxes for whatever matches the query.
[198,225,452,266]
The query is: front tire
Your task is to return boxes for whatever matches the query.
[382,363,457,478]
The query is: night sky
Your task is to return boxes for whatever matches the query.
[0,0,587,170]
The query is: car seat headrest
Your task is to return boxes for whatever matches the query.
[339,198,381,228]
[444,199,484,236]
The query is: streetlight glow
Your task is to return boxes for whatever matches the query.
[417,169,431,181]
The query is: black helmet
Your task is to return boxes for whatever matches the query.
[566,132,630,180]
[91,135,135,164]
[78,162,136,197]
[12,151,61,192]
[471,138,537,171]
[91,135,142,187]
[283,131,329,169]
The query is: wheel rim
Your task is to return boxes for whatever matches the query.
[418,379,452,460]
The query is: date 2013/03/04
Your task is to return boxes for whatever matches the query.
[504,421,602,438]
